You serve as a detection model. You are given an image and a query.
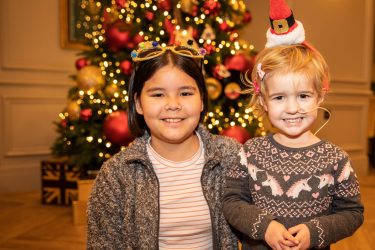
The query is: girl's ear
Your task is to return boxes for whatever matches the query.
[259,95,268,112]
[135,94,143,115]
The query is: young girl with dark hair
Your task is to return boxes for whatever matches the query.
[87,41,241,249]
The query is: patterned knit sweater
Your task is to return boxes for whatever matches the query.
[223,134,364,250]
[87,125,241,250]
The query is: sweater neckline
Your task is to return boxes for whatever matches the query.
[267,133,326,151]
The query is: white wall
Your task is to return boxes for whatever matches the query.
[0,0,373,192]
[242,0,373,175]
[0,0,77,192]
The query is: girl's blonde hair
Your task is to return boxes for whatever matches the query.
[244,44,330,116]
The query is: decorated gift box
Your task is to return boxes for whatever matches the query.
[41,159,80,205]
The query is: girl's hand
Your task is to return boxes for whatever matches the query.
[265,221,299,250]
[288,224,311,250]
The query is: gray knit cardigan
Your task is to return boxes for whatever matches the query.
[87,125,241,249]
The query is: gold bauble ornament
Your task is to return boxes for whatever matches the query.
[76,66,105,92]
[205,77,222,100]
[180,0,197,14]
[105,84,119,96]
[224,82,241,100]
[66,101,81,121]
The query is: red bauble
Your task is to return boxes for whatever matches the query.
[203,0,221,15]
[243,11,252,23]
[224,53,253,72]
[203,44,215,55]
[145,11,154,21]
[80,108,93,121]
[120,60,133,75]
[115,0,127,8]
[219,22,230,32]
[220,126,251,144]
[158,0,171,11]
[75,57,88,70]
[103,111,133,146]
[106,22,131,51]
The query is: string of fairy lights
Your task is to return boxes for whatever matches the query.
[60,0,266,160]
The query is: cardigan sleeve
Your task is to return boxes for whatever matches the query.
[87,160,127,250]
[222,147,276,241]
[304,158,364,249]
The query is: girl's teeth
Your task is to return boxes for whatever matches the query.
[165,118,182,123]
[285,118,302,123]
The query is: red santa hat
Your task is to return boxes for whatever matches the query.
[265,0,305,48]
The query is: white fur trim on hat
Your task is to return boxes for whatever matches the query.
[265,20,305,48]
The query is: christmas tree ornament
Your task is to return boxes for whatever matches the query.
[243,11,252,23]
[158,0,171,11]
[266,0,305,48]
[224,53,252,72]
[219,21,230,32]
[205,77,222,100]
[106,21,132,51]
[203,43,215,55]
[115,0,127,8]
[203,0,221,15]
[213,64,231,79]
[75,57,89,70]
[104,84,119,96]
[220,125,251,144]
[76,66,105,92]
[80,108,93,121]
[66,101,81,121]
[120,60,133,75]
[224,82,241,100]
[145,11,154,21]
[103,111,133,146]
[180,0,197,14]
[201,24,216,41]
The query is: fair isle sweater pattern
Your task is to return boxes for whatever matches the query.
[223,134,364,250]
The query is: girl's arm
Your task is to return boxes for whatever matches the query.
[302,158,364,249]
[222,148,276,241]
[87,161,126,249]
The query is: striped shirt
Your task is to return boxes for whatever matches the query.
[147,135,213,249]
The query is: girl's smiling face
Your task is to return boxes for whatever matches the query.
[262,72,322,145]
[135,64,203,148]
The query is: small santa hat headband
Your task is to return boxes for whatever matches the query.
[265,0,305,48]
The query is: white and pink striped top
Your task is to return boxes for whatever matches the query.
[147,135,213,250]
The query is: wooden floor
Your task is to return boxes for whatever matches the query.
[0,172,375,250]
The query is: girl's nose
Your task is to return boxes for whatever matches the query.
[285,99,299,114]
[165,97,182,111]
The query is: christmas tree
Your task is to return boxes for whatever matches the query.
[52,0,266,176]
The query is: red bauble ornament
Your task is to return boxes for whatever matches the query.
[145,11,154,21]
[75,57,88,70]
[224,53,253,72]
[120,60,133,75]
[80,108,93,121]
[106,22,131,51]
[115,0,127,8]
[103,111,133,146]
[220,126,251,144]
[203,0,221,15]
[243,11,252,23]
[158,0,171,11]
[219,22,230,32]
[203,44,215,55]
